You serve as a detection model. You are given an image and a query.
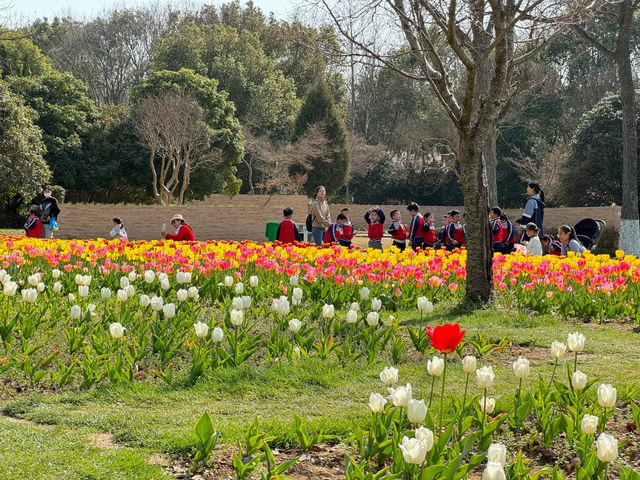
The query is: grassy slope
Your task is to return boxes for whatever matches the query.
[1,308,639,478]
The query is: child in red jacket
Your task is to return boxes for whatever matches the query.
[338,208,355,248]
[323,214,347,244]
[422,211,437,248]
[276,207,302,244]
[489,207,504,252]
[407,202,424,251]
[24,208,43,238]
[364,207,385,250]
[388,209,407,251]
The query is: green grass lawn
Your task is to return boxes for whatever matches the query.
[1,308,639,479]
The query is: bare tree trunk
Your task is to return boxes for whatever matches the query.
[484,129,498,206]
[149,147,161,204]
[616,0,640,255]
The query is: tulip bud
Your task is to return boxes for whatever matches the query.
[567,332,586,352]
[188,286,199,299]
[150,295,163,311]
[360,286,370,300]
[116,289,128,302]
[36,282,45,293]
[482,462,506,480]
[479,396,495,414]
[128,271,137,283]
[550,340,566,359]
[230,309,244,327]
[235,283,244,294]
[211,326,224,343]
[407,399,427,425]
[292,287,303,301]
[162,303,176,319]
[52,268,61,279]
[399,436,427,465]
[581,414,598,435]
[87,303,96,314]
[277,296,290,316]
[78,285,89,298]
[322,304,335,319]
[572,371,587,390]
[289,275,298,286]
[388,383,412,407]
[28,274,39,286]
[120,276,130,289]
[292,346,301,359]
[109,322,126,339]
[476,366,495,389]
[346,309,358,324]
[379,366,398,385]
[70,305,82,320]
[74,274,82,285]
[100,287,111,299]
[232,296,244,311]
[193,321,209,338]
[126,285,135,298]
[160,278,170,290]
[368,392,387,413]
[176,289,187,302]
[371,298,382,311]
[597,384,616,408]
[68,293,76,301]
[144,270,155,283]
[427,356,444,377]
[595,433,618,463]
[350,302,359,312]
[52,282,62,293]
[462,355,477,373]
[224,275,234,287]
[288,319,302,332]
[242,296,251,309]
[512,357,530,379]
[366,311,379,327]
[176,272,186,284]
[249,275,259,287]
[414,426,434,452]
[487,443,507,467]
[139,295,151,308]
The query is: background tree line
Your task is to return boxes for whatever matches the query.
[0,0,639,225]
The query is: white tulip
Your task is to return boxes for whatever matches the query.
[126,285,135,298]
[572,371,587,390]
[232,296,244,311]
[144,270,155,283]
[82,275,92,286]
[567,332,586,352]
[479,397,496,414]
[346,309,358,324]
[224,275,234,287]
[322,304,335,319]
[100,287,111,299]
[271,299,280,312]
[388,383,412,407]
[366,311,379,327]
[597,384,616,409]
[241,296,251,309]
[369,392,387,413]
[482,462,506,480]
[487,443,507,467]
[417,296,433,314]
[414,426,434,452]
[581,414,599,435]
[36,282,45,293]
[550,340,566,359]
[150,295,164,311]
[350,302,359,312]
[187,286,199,299]
[78,285,89,298]
[70,305,82,320]
[52,282,62,293]
[407,399,427,425]
[160,278,170,290]
[380,366,399,385]
[360,286,370,300]
[427,356,445,377]
[595,433,618,463]
[462,355,477,374]
[68,293,76,301]
[194,321,209,338]
[74,274,82,285]
[3,281,18,296]
[399,436,427,465]
[277,296,290,316]
[120,276,130,289]
[249,275,259,287]
[289,275,298,286]
[109,322,126,339]
[211,326,224,343]
[235,283,244,294]
[292,287,303,301]
[87,303,96,314]
[139,295,151,308]
[116,289,128,302]
[159,273,168,282]
[476,366,495,389]
[371,298,382,311]
[230,309,244,326]
[128,271,137,283]
[162,303,176,319]
[512,357,530,379]
[288,319,302,332]
[177,289,188,302]
[52,268,61,279]
[28,274,39,286]
[176,272,186,284]
[292,346,301,359]
[21,288,38,303]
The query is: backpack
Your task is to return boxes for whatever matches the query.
[305,213,314,232]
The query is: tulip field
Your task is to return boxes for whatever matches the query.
[0,236,639,480]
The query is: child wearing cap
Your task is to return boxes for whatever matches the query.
[162,214,195,241]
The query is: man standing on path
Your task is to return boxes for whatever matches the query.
[39,185,60,239]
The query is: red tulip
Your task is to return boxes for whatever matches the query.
[426,323,465,354]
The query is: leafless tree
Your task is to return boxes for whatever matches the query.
[133,91,218,205]
[312,0,600,302]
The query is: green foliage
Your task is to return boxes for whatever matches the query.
[293,80,350,195]
[0,30,51,78]
[132,68,245,196]
[0,81,50,207]
[192,412,220,466]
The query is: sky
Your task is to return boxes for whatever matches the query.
[6,0,294,24]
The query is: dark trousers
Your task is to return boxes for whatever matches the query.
[392,240,406,252]
[411,237,423,251]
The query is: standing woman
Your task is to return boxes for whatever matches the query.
[557,225,586,256]
[310,186,331,246]
[520,182,545,237]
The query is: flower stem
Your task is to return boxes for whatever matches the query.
[574,351,578,373]
[482,388,487,432]
[548,358,558,391]
[438,353,447,431]
[428,376,435,409]
[515,377,522,430]
[601,407,607,434]
[458,372,469,437]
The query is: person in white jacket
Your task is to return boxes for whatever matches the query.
[524,222,543,256]
[109,217,128,240]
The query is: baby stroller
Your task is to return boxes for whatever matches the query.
[573,218,606,251]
